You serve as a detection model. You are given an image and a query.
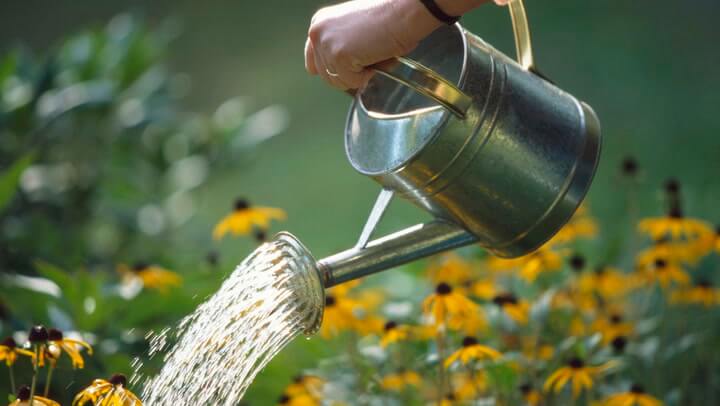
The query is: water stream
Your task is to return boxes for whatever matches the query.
[135,234,324,405]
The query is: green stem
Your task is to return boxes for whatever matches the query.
[44,364,54,397]
[8,364,16,395]
[436,328,447,402]
[29,345,39,404]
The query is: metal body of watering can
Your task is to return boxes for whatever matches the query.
[276,0,601,325]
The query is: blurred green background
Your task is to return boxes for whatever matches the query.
[1,0,718,403]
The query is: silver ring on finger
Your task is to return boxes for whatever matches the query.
[325,68,340,78]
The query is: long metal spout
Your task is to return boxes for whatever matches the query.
[317,220,477,288]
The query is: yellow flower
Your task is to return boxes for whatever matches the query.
[285,374,324,399]
[492,293,530,325]
[551,289,599,316]
[471,279,498,301]
[591,314,634,345]
[277,393,318,406]
[427,253,475,286]
[489,248,565,282]
[638,213,713,243]
[380,369,422,391]
[603,384,663,406]
[543,358,617,398]
[9,385,59,406]
[577,266,637,300]
[379,321,410,347]
[44,328,92,369]
[439,393,458,406]
[72,374,142,406]
[522,337,554,362]
[548,207,598,246]
[637,258,690,288]
[459,310,488,336]
[118,263,182,293]
[0,337,34,367]
[519,383,542,406]
[319,293,357,339]
[351,314,385,336]
[422,283,479,329]
[453,371,487,400]
[670,279,720,307]
[637,239,708,267]
[213,198,286,240]
[444,336,502,368]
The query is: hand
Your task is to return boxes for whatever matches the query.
[305,0,506,90]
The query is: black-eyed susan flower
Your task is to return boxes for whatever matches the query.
[285,374,324,398]
[422,283,478,329]
[444,336,501,368]
[351,313,385,336]
[488,248,565,282]
[439,393,458,406]
[380,369,422,391]
[1,337,34,367]
[547,205,598,245]
[543,357,617,398]
[522,337,554,362]
[591,313,634,345]
[213,198,286,240]
[621,156,639,178]
[118,262,182,293]
[670,279,720,307]
[551,289,599,316]
[638,182,714,243]
[379,321,410,347]
[319,294,356,339]
[492,293,530,325]
[453,371,487,400]
[427,253,473,286]
[9,385,59,406]
[637,258,690,288]
[471,279,498,301]
[603,384,663,406]
[577,266,637,300]
[27,326,48,367]
[277,392,318,406]
[519,382,542,406]
[72,374,142,406]
[44,328,92,369]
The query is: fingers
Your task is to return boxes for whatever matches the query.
[494,0,510,5]
[305,38,317,75]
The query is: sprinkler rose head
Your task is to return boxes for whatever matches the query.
[270,232,325,336]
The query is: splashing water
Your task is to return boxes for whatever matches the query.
[137,234,324,405]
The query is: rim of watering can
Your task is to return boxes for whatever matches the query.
[271,232,325,336]
[345,23,469,177]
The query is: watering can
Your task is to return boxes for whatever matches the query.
[279,0,601,333]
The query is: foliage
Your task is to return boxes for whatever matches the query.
[0,14,286,404]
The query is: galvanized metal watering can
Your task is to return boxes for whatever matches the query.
[278,0,601,332]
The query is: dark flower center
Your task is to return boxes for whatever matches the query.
[594,266,607,276]
[716,224,720,236]
[292,374,304,384]
[234,198,250,211]
[568,357,584,369]
[109,373,127,386]
[492,293,518,306]
[609,314,623,324]
[697,279,712,289]
[384,321,398,331]
[654,258,667,269]
[17,385,31,401]
[461,336,478,347]
[664,179,680,195]
[48,328,63,341]
[668,204,683,219]
[28,325,48,343]
[569,254,585,271]
[621,157,638,176]
[278,394,290,404]
[445,393,456,401]
[435,283,452,295]
[206,251,219,266]
[325,295,336,307]
[611,336,628,353]
[1,336,16,348]
[630,383,645,394]
[254,230,267,243]
[519,383,532,394]
[132,262,149,272]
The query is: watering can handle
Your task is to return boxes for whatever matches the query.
[368,0,536,119]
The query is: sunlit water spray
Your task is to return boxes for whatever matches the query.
[135,234,324,405]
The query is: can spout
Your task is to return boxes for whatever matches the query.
[317,220,477,288]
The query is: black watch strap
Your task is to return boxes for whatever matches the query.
[418,0,460,25]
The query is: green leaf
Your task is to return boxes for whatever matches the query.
[34,260,72,293]
[0,152,34,213]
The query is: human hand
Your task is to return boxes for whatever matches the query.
[305,0,506,90]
